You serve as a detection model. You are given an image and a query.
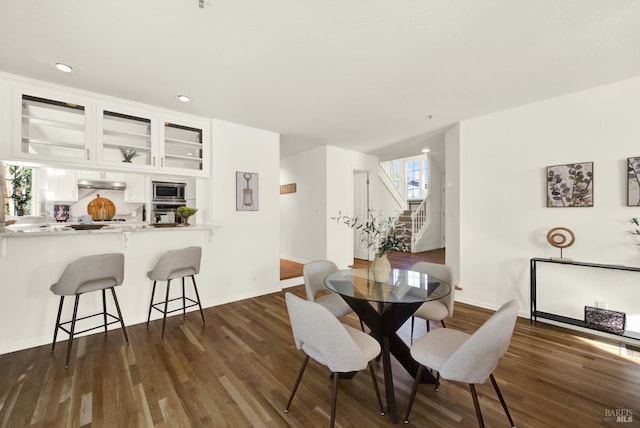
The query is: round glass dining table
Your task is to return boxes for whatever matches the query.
[325,267,451,423]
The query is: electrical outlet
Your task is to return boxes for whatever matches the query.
[596,301,607,309]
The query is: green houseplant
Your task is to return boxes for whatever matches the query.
[333,210,409,281]
[120,147,140,163]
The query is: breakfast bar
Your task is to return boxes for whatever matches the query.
[0,223,220,355]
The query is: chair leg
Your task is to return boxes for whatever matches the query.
[410,316,415,340]
[403,364,425,423]
[426,319,431,332]
[110,288,129,344]
[330,371,339,428]
[191,275,205,325]
[146,281,157,328]
[51,296,65,353]
[65,294,81,368]
[469,384,485,428]
[285,355,309,412]
[182,277,187,317]
[435,371,440,391]
[490,374,515,427]
[102,289,108,335]
[441,319,446,328]
[368,361,384,415]
[161,279,172,339]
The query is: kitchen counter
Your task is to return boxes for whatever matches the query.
[0,223,220,237]
[0,222,225,356]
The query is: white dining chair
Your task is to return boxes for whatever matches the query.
[404,299,519,427]
[284,292,384,427]
[409,261,455,340]
[303,260,354,317]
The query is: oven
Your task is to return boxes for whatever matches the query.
[152,181,186,223]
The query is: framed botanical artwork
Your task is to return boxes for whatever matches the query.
[546,162,593,207]
[236,171,259,211]
[628,157,640,206]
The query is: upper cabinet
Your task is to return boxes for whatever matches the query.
[96,104,156,171]
[16,90,92,165]
[8,80,210,177]
[160,118,209,175]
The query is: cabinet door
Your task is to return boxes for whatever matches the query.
[77,170,126,182]
[159,116,209,176]
[124,174,147,203]
[45,168,78,202]
[96,105,158,170]
[16,89,92,165]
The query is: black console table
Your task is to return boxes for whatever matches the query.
[530,257,640,340]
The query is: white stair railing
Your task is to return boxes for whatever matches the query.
[378,163,406,210]
[410,195,431,251]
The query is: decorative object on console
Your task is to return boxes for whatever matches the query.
[333,210,409,282]
[584,306,626,335]
[236,172,258,211]
[176,206,197,225]
[546,226,575,262]
[119,147,140,163]
[546,162,593,207]
[627,157,640,206]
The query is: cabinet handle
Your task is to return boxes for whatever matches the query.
[86,149,91,160]
[161,157,164,167]
[152,156,156,166]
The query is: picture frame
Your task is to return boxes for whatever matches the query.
[236,171,259,211]
[546,162,593,207]
[627,157,640,206]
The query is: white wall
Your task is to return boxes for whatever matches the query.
[279,146,327,263]
[452,76,640,333]
[209,119,281,302]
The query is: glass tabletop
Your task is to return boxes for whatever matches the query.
[325,268,451,304]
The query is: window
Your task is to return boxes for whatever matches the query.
[407,160,421,199]
[3,164,33,216]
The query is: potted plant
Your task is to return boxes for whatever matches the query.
[120,147,140,163]
[333,209,409,281]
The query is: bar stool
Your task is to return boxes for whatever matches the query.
[50,253,128,368]
[146,246,205,338]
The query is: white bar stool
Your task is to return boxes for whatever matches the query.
[50,253,128,368]
[146,246,205,338]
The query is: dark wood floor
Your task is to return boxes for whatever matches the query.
[2,249,639,427]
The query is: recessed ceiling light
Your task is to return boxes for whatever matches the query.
[421,148,431,153]
[177,95,191,103]
[54,62,74,73]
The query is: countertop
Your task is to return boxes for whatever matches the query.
[0,223,221,237]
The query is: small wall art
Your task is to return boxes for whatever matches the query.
[236,171,259,211]
[627,157,640,206]
[280,183,297,194]
[546,162,593,207]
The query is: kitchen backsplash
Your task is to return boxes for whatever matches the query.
[46,189,144,222]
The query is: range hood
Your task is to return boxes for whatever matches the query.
[77,179,126,190]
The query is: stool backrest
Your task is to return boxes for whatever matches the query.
[51,253,124,295]
[149,246,202,280]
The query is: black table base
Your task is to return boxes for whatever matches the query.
[341,296,436,424]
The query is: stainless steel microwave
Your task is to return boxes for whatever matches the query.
[152,181,186,201]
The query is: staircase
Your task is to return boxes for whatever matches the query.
[395,209,414,243]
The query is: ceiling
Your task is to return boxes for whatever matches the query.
[1,1,640,162]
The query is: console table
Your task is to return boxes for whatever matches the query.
[530,257,640,340]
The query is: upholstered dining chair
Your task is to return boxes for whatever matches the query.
[303,260,353,317]
[403,299,519,427]
[284,293,384,427]
[409,261,455,340]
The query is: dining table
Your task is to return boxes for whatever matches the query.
[324,267,451,424]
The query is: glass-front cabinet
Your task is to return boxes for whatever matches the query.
[161,121,205,174]
[10,82,210,177]
[17,91,91,164]
[97,105,156,170]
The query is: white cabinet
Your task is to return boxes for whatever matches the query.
[45,168,78,202]
[77,170,126,182]
[15,89,92,165]
[159,117,209,176]
[10,80,210,177]
[124,174,147,203]
[96,104,157,171]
